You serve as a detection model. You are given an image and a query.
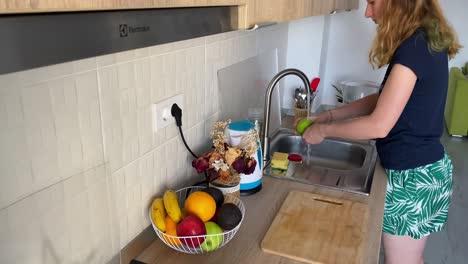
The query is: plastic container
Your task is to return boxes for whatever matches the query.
[149,186,245,254]
[248,107,264,138]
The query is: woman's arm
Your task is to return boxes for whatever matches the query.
[303,64,417,143]
[313,93,379,123]
[331,93,380,121]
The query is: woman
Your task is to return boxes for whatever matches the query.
[300,0,461,263]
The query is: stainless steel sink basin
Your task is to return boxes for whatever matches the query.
[263,129,378,195]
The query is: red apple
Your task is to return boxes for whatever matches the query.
[176,215,206,247]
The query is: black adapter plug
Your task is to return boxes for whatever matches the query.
[171,103,182,127]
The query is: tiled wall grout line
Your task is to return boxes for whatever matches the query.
[0,163,106,211]
[15,68,99,88]
[96,59,109,167]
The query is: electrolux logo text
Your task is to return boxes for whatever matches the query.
[119,24,150,38]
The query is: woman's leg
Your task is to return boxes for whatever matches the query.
[383,233,428,264]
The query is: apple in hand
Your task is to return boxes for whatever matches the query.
[200,222,223,252]
[296,119,314,136]
[176,215,206,247]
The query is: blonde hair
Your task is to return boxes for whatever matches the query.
[369,0,462,68]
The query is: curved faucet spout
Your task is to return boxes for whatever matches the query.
[262,68,311,162]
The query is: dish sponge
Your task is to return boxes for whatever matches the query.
[271,152,289,171]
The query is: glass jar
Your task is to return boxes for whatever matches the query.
[209,170,241,198]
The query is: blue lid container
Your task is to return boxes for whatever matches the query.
[228,119,254,131]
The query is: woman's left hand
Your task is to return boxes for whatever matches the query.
[302,124,325,144]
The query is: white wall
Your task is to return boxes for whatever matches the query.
[319,0,387,106]
[284,16,325,109]
[440,0,468,68]
[318,0,468,106]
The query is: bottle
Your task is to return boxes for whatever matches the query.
[226,119,263,195]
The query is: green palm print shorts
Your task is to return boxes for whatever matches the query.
[383,153,453,239]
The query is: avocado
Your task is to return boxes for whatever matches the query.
[202,187,224,208]
[216,203,242,230]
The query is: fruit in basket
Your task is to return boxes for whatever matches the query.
[163,190,182,223]
[200,222,223,252]
[184,191,216,222]
[176,215,207,247]
[181,208,188,219]
[164,215,181,246]
[202,187,224,208]
[216,203,242,230]
[151,198,166,232]
[296,118,314,136]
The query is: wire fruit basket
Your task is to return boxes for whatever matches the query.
[149,186,246,254]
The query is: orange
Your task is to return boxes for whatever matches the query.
[184,191,216,222]
[164,215,181,246]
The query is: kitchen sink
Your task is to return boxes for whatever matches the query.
[263,129,378,195]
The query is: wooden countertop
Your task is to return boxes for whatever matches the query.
[136,164,387,264]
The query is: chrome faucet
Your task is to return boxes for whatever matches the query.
[262,68,311,163]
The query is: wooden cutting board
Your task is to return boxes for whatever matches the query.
[261,190,368,264]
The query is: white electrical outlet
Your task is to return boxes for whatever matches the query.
[152,94,184,132]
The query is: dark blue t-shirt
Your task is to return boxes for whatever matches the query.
[376,29,448,170]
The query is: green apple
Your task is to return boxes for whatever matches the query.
[296,119,314,135]
[200,221,223,252]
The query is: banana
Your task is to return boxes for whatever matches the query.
[163,190,182,223]
[151,198,166,232]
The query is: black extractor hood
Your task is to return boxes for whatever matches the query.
[0,7,233,75]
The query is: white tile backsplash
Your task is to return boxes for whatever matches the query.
[165,123,179,142]
[88,176,114,263]
[117,62,136,92]
[135,58,152,108]
[50,77,84,180]
[20,62,75,86]
[140,152,155,201]
[0,88,33,208]
[97,54,117,68]
[0,209,11,262]
[72,57,97,74]
[137,106,153,156]
[7,193,42,263]
[75,71,105,170]
[22,82,61,191]
[115,50,137,64]
[98,66,124,173]
[64,186,93,263]
[122,112,140,165]
[149,36,205,56]
[110,168,129,249]
[0,23,290,262]
[39,188,70,263]
[153,145,167,193]
[165,137,180,189]
[162,53,177,99]
[149,55,165,103]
